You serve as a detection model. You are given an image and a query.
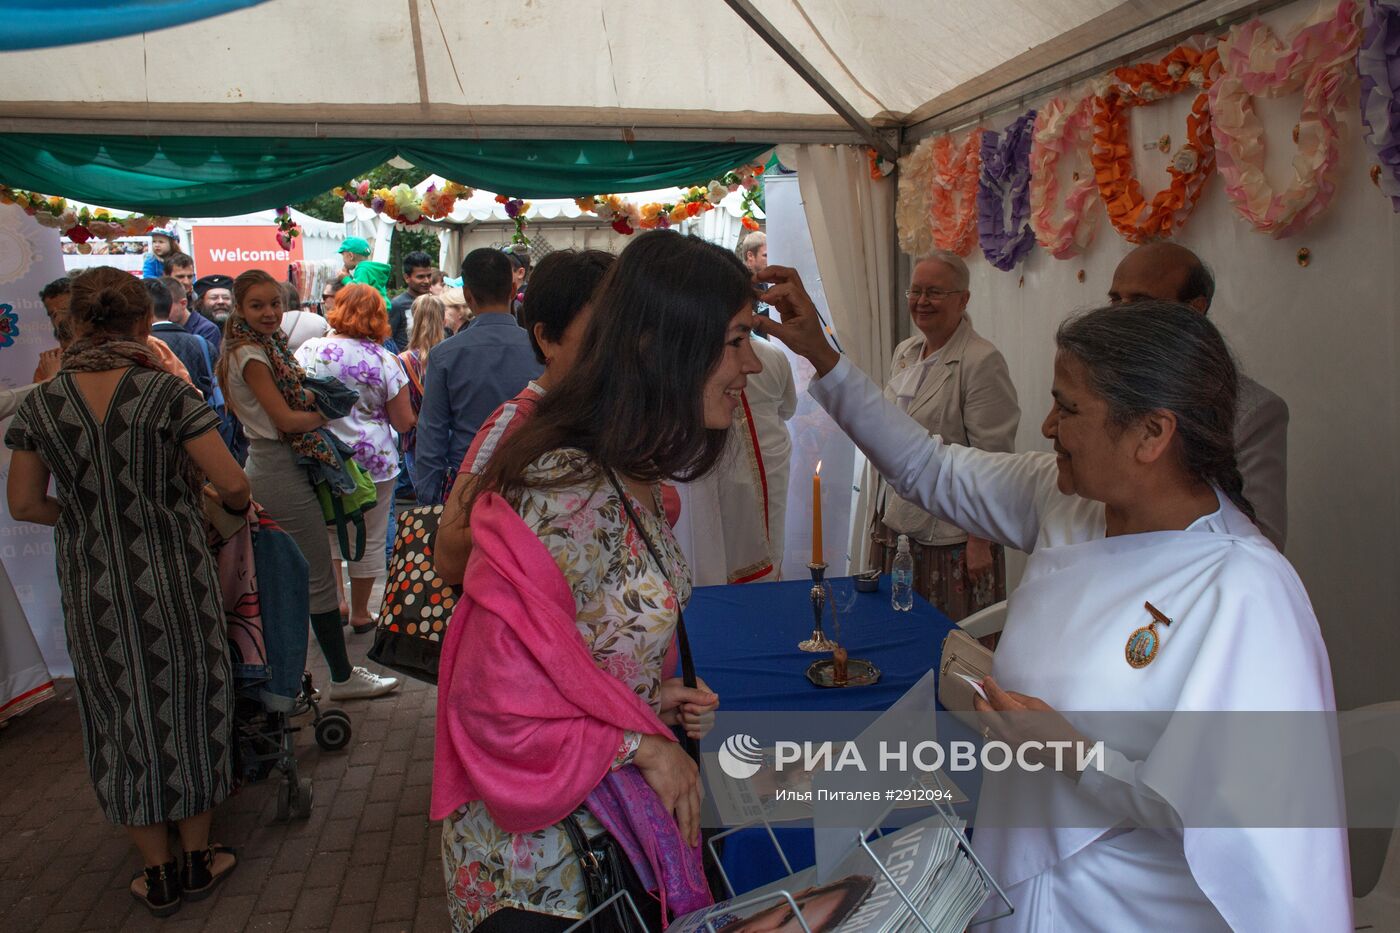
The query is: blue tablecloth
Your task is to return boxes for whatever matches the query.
[685,574,956,712]
[685,575,959,893]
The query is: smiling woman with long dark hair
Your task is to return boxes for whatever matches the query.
[433,231,762,932]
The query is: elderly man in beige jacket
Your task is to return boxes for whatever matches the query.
[868,251,1020,620]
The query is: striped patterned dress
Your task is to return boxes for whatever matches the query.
[4,369,233,826]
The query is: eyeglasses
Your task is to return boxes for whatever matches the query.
[906,287,963,302]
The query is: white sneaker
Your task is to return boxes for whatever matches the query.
[329,666,400,700]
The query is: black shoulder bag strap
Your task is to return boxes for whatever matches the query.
[605,470,700,764]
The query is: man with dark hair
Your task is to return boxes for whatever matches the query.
[504,249,531,316]
[1109,242,1288,549]
[163,252,196,291]
[412,248,542,504]
[167,263,221,352]
[388,249,434,352]
[144,279,214,400]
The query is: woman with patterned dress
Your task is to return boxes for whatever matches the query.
[217,271,398,700]
[5,268,248,917]
[434,231,763,931]
[296,283,416,632]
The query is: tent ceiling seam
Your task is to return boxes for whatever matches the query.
[426,0,472,132]
[599,2,628,141]
[722,0,897,161]
[787,0,889,115]
[408,0,430,110]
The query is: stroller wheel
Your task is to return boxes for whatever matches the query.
[293,778,314,820]
[276,780,292,822]
[314,713,351,752]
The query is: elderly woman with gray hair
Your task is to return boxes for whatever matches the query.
[867,250,1019,621]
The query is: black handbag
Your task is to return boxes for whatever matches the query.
[561,471,705,930]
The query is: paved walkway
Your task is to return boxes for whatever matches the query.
[0,623,451,933]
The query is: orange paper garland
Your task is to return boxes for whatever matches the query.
[927,129,985,256]
[1092,42,1221,243]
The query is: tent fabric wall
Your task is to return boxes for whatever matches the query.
[0,135,773,216]
[0,0,1201,136]
[929,0,1400,710]
[2,0,269,52]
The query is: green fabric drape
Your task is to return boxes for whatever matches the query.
[0,135,395,216]
[399,140,773,199]
[0,135,773,215]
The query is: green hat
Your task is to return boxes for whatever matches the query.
[337,236,371,257]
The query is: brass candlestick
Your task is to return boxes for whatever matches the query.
[799,562,837,652]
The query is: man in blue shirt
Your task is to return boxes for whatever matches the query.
[413,248,543,505]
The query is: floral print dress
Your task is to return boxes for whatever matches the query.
[442,449,692,931]
[294,336,408,481]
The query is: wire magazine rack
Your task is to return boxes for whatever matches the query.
[563,775,1013,933]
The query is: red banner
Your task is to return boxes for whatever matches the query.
[191,225,303,277]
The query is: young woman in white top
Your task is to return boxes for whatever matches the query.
[216,270,398,701]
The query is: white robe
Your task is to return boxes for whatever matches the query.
[809,357,1351,933]
[0,383,55,723]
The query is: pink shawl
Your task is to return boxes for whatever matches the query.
[431,491,676,830]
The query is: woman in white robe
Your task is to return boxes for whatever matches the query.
[759,269,1350,933]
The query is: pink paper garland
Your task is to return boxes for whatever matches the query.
[1209,0,1363,238]
[1029,93,1102,259]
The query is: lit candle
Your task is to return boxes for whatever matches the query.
[812,460,823,564]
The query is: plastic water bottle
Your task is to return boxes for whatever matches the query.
[891,535,914,612]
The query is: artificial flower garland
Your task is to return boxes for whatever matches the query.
[0,186,170,248]
[927,129,985,256]
[333,179,473,224]
[494,194,533,250]
[977,110,1039,270]
[274,206,302,251]
[1029,91,1102,259]
[1092,40,1221,243]
[1359,0,1400,211]
[1210,0,1362,238]
[574,162,765,236]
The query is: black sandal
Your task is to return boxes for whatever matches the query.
[181,845,237,901]
[130,860,181,917]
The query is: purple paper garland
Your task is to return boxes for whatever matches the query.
[977,111,1038,271]
[1360,0,1400,211]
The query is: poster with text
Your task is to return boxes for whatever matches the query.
[0,203,69,676]
[192,225,303,278]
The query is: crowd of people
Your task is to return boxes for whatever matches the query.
[4,222,1344,931]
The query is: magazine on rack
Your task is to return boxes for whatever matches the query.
[671,814,989,933]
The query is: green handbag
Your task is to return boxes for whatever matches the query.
[314,458,378,562]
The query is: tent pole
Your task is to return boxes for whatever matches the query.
[721,0,898,162]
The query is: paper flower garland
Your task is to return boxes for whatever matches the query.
[1210,0,1362,237]
[0,304,17,350]
[896,136,939,255]
[928,129,985,256]
[1030,92,1103,259]
[1092,41,1221,243]
[0,186,170,246]
[977,111,1038,270]
[334,179,473,224]
[1360,0,1400,210]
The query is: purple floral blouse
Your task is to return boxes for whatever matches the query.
[295,336,409,482]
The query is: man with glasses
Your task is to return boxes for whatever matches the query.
[864,251,1019,621]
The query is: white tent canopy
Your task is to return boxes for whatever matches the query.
[0,0,1262,144]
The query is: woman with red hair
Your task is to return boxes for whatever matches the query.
[296,283,417,633]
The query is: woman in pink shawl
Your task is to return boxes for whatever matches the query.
[433,231,764,932]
